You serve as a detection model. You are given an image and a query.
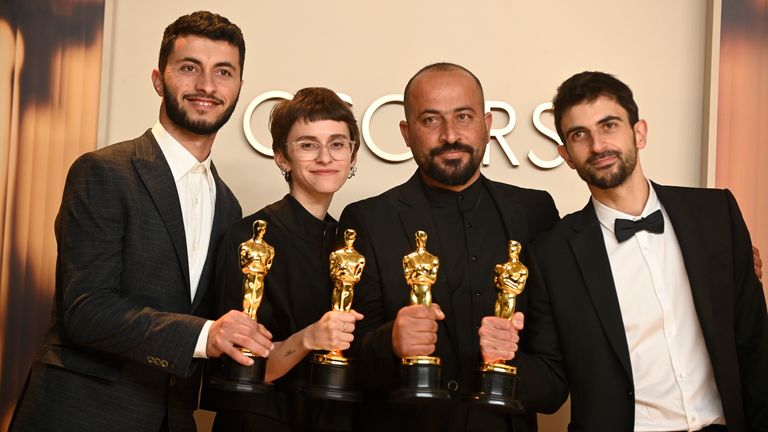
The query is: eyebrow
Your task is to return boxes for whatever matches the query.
[565,115,623,137]
[419,106,477,116]
[294,133,349,141]
[178,57,237,70]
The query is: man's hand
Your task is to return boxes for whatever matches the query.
[206,310,274,366]
[392,304,445,358]
[478,312,524,363]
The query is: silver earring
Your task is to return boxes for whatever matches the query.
[281,170,291,181]
[348,166,358,179]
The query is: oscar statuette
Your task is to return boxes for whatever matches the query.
[303,229,365,402]
[207,219,274,393]
[391,231,450,402]
[466,240,527,412]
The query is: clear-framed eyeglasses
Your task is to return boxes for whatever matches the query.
[289,138,354,161]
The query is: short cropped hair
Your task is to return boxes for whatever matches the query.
[552,71,639,143]
[158,11,245,77]
[270,87,361,161]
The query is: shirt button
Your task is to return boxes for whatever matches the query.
[447,380,459,391]
[475,291,482,296]
[466,222,472,229]
[193,197,199,206]
[457,194,464,200]
[471,256,478,262]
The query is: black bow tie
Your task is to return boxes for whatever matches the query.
[614,209,664,242]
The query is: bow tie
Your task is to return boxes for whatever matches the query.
[614,209,664,242]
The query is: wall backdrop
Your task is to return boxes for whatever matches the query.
[1,1,765,431]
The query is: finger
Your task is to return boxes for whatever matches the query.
[350,310,364,320]
[431,304,445,320]
[512,312,525,330]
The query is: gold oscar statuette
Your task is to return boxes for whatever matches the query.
[465,239,527,411]
[315,229,366,366]
[482,240,527,373]
[401,230,440,367]
[205,219,274,394]
[239,219,275,356]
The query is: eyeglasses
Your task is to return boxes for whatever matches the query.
[289,138,354,161]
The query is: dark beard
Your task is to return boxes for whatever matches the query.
[419,141,481,186]
[163,89,238,135]
[576,148,638,189]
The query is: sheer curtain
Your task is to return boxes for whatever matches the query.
[0,1,104,428]
[717,0,767,286]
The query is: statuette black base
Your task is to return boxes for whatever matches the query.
[207,354,272,393]
[302,356,361,402]
[390,362,450,402]
[465,368,524,413]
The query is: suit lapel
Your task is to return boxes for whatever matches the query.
[484,178,528,248]
[653,183,717,337]
[569,202,633,379]
[393,173,456,346]
[132,131,191,302]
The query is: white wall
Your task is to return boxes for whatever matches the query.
[100,1,711,429]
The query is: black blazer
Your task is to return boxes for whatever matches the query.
[529,182,768,431]
[337,171,566,432]
[11,130,242,432]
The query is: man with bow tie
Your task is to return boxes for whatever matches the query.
[525,71,768,431]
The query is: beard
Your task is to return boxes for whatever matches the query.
[575,146,638,189]
[417,141,482,186]
[163,88,239,135]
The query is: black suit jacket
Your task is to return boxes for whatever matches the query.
[529,182,768,431]
[11,130,242,432]
[337,172,567,432]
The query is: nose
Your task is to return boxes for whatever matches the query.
[315,144,333,163]
[195,70,216,94]
[440,118,459,143]
[588,130,608,152]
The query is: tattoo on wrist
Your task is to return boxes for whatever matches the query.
[285,349,295,357]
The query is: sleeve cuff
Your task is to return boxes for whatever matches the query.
[193,320,214,359]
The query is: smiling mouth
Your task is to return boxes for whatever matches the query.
[185,95,222,108]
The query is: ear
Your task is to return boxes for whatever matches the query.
[151,69,164,97]
[483,111,493,142]
[399,120,411,148]
[274,150,289,172]
[557,144,576,169]
[633,119,648,150]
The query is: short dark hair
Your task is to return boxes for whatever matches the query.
[270,87,361,163]
[403,62,485,118]
[158,11,245,77]
[552,71,639,143]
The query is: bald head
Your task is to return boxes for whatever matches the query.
[403,63,485,119]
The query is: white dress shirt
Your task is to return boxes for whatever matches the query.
[593,180,725,431]
[152,122,215,358]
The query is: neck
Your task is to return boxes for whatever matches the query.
[290,188,332,220]
[589,166,649,216]
[159,109,216,162]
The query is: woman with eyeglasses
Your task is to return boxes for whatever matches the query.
[204,87,362,431]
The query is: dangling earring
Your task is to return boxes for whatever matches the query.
[281,170,291,181]
[347,166,358,179]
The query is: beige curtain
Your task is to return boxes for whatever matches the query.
[716,0,768,286]
[0,1,104,429]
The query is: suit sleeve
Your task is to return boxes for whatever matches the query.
[55,153,205,377]
[337,203,401,390]
[726,189,768,429]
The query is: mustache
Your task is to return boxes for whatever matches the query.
[587,150,621,165]
[429,141,474,157]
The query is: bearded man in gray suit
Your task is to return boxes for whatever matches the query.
[11,11,273,432]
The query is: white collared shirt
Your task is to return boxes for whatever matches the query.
[152,122,216,357]
[593,180,725,431]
